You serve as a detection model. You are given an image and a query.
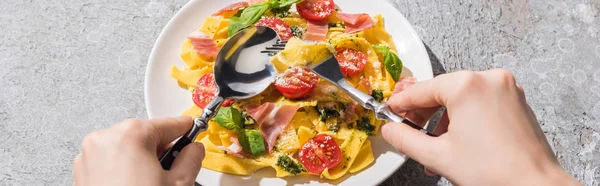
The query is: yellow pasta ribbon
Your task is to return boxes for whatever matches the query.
[362,14,398,52]
[349,139,374,173]
[321,129,368,179]
[255,153,292,177]
[181,104,202,118]
[170,66,210,87]
[297,126,316,145]
[282,17,307,28]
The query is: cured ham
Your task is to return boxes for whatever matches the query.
[212,1,249,16]
[336,13,374,34]
[188,30,219,58]
[303,21,328,41]
[393,77,417,93]
[218,137,250,159]
[245,103,299,152]
[340,101,358,122]
[336,13,365,25]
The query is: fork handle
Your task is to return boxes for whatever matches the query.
[376,104,437,137]
[335,81,437,137]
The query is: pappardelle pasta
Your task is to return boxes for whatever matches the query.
[170,0,414,180]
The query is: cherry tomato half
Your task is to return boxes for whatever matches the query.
[296,0,335,22]
[192,73,235,108]
[335,47,367,76]
[298,134,342,174]
[255,17,293,41]
[274,66,318,99]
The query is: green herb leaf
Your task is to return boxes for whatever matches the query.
[236,128,251,152]
[241,110,256,125]
[371,89,384,102]
[228,2,271,37]
[373,44,403,81]
[269,0,304,8]
[356,117,376,135]
[315,105,340,122]
[290,26,304,38]
[272,7,292,18]
[244,129,266,156]
[276,155,306,175]
[214,107,243,130]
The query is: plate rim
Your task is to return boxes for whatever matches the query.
[144,0,433,185]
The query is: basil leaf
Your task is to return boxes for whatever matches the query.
[236,128,251,153]
[269,0,303,8]
[236,129,266,156]
[228,2,271,37]
[245,129,266,156]
[373,45,403,81]
[214,107,243,130]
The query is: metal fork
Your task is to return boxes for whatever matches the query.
[260,39,287,56]
[263,46,436,137]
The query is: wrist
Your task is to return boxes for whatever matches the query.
[527,163,581,186]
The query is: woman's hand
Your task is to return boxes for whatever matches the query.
[383,69,580,185]
[73,116,205,186]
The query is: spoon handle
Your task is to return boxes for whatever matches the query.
[159,97,223,170]
[159,122,203,170]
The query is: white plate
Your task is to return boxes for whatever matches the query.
[144,0,433,185]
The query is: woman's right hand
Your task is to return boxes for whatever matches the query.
[383,69,581,185]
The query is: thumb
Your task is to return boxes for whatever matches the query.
[168,142,205,185]
[382,122,444,168]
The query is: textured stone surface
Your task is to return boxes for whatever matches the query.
[0,0,599,185]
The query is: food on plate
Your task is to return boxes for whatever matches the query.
[169,0,413,179]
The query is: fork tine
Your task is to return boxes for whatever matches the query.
[260,51,279,56]
[260,40,287,56]
[265,46,285,50]
[276,40,288,45]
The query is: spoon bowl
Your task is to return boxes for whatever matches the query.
[214,26,279,99]
[159,26,280,170]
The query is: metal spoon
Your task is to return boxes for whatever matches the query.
[159,26,281,170]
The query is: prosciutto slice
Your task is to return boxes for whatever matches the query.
[212,1,249,16]
[338,13,374,34]
[245,103,299,152]
[393,77,417,93]
[217,137,251,158]
[188,30,219,58]
[336,13,366,25]
[303,21,328,41]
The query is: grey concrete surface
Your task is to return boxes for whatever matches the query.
[0,0,599,185]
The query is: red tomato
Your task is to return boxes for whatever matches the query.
[296,0,335,21]
[298,134,342,174]
[192,73,235,108]
[255,17,293,41]
[221,99,236,107]
[335,47,367,76]
[274,66,318,99]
